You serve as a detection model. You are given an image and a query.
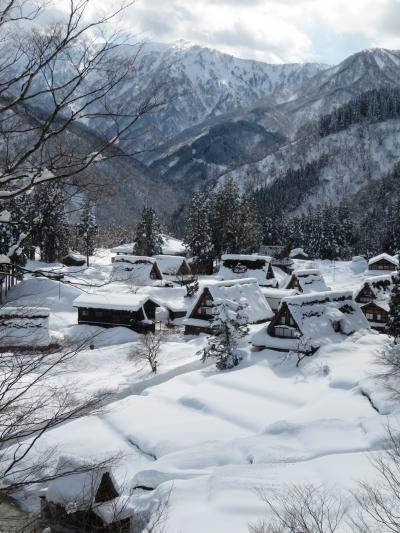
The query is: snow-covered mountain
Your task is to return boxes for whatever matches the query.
[9,43,400,224]
[147,47,400,213]
[110,41,327,151]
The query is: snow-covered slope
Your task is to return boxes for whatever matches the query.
[222,116,400,213]
[6,255,397,531]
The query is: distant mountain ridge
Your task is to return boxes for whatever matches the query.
[7,41,400,225]
[145,46,400,217]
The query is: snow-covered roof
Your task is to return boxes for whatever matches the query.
[0,255,10,264]
[73,293,151,311]
[0,306,50,346]
[111,255,162,285]
[188,278,273,323]
[260,288,299,299]
[286,269,330,293]
[160,234,186,255]
[368,253,399,267]
[289,248,308,258]
[136,287,188,313]
[46,456,118,510]
[110,243,135,254]
[354,274,395,301]
[260,287,299,311]
[284,291,369,347]
[221,254,272,263]
[114,255,156,264]
[219,254,276,287]
[155,255,189,275]
[0,306,49,317]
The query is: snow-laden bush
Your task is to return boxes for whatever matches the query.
[201,298,249,370]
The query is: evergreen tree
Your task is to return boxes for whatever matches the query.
[134,206,163,256]
[210,179,241,257]
[184,189,214,273]
[78,199,98,266]
[30,184,68,262]
[387,270,400,340]
[235,196,264,254]
[202,299,249,370]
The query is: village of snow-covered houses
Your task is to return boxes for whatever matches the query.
[5,1,400,532]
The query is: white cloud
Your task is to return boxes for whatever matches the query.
[52,0,400,64]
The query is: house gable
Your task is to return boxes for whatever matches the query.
[361,302,389,332]
[267,302,301,339]
[190,288,215,321]
[95,472,119,503]
[369,259,397,271]
[150,262,163,280]
[286,275,301,291]
[355,284,375,303]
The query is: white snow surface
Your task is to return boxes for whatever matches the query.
[3,254,400,531]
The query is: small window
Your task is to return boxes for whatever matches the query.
[376,313,382,321]
[366,312,374,320]
[274,326,297,338]
[150,272,158,280]
[82,309,89,317]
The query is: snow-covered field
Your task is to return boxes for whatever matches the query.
[4,253,398,531]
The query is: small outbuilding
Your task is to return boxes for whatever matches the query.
[218,254,278,287]
[368,253,399,272]
[285,269,330,293]
[73,293,163,333]
[111,255,163,285]
[184,278,273,335]
[253,291,369,353]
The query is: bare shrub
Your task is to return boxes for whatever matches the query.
[352,427,400,532]
[249,484,346,533]
[129,333,162,374]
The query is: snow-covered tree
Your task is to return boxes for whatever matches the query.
[184,189,214,273]
[78,199,98,266]
[134,206,163,257]
[202,299,249,370]
[210,179,242,257]
[235,196,264,254]
[386,271,400,340]
[28,184,69,263]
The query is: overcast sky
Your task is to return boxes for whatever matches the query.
[64,0,400,65]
